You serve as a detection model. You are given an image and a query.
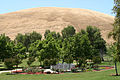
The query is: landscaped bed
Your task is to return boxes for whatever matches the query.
[10,65,114,75]
[11,67,60,75]
[93,66,114,71]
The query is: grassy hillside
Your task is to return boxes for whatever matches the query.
[0,7,114,43]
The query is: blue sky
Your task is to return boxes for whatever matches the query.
[0,0,114,16]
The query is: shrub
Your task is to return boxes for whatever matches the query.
[59,69,64,72]
[22,67,43,73]
[93,64,99,70]
[71,68,78,73]
[4,58,15,69]
[86,68,93,72]
[92,56,101,64]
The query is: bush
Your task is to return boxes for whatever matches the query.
[86,68,93,72]
[59,69,64,72]
[71,68,78,73]
[93,64,99,70]
[23,67,43,73]
[92,56,101,64]
[4,58,15,69]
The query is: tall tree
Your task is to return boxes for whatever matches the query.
[13,42,26,67]
[61,26,76,63]
[73,32,92,68]
[108,0,120,76]
[107,43,119,76]
[28,31,61,66]
[86,26,106,61]
[62,37,74,64]
[0,34,11,61]
[27,40,42,66]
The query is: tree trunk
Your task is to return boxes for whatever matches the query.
[115,61,119,76]
[16,65,18,68]
[100,49,104,61]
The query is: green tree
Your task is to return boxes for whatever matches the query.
[4,42,26,68]
[61,26,76,38]
[28,40,43,66]
[108,0,120,76]
[107,43,119,75]
[63,37,74,64]
[14,33,25,44]
[45,31,61,41]
[44,30,50,38]
[14,33,29,50]
[29,31,42,43]
[73,32,92,68]
[28,31,61,66]
[13,42,26,67]
[0,34,11,61]
[61,26,76,63]
[86,26,106,61]
[15,31,42,51]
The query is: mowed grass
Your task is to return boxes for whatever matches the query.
[0,58,120,80]
[0,68,120,80]
[0,62,120,80]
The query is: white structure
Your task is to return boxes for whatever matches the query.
[44,69,58,73]
[51,63,75,71]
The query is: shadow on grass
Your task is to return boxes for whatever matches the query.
[6,73,16,75]
[0,68,13,71]
[110,74,120,76]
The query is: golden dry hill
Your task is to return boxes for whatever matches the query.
[0,7,114,43]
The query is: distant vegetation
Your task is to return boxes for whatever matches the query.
[0,25,107,70]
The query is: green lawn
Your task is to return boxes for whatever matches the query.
[0,68,120,80]
[0,59,120,80]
